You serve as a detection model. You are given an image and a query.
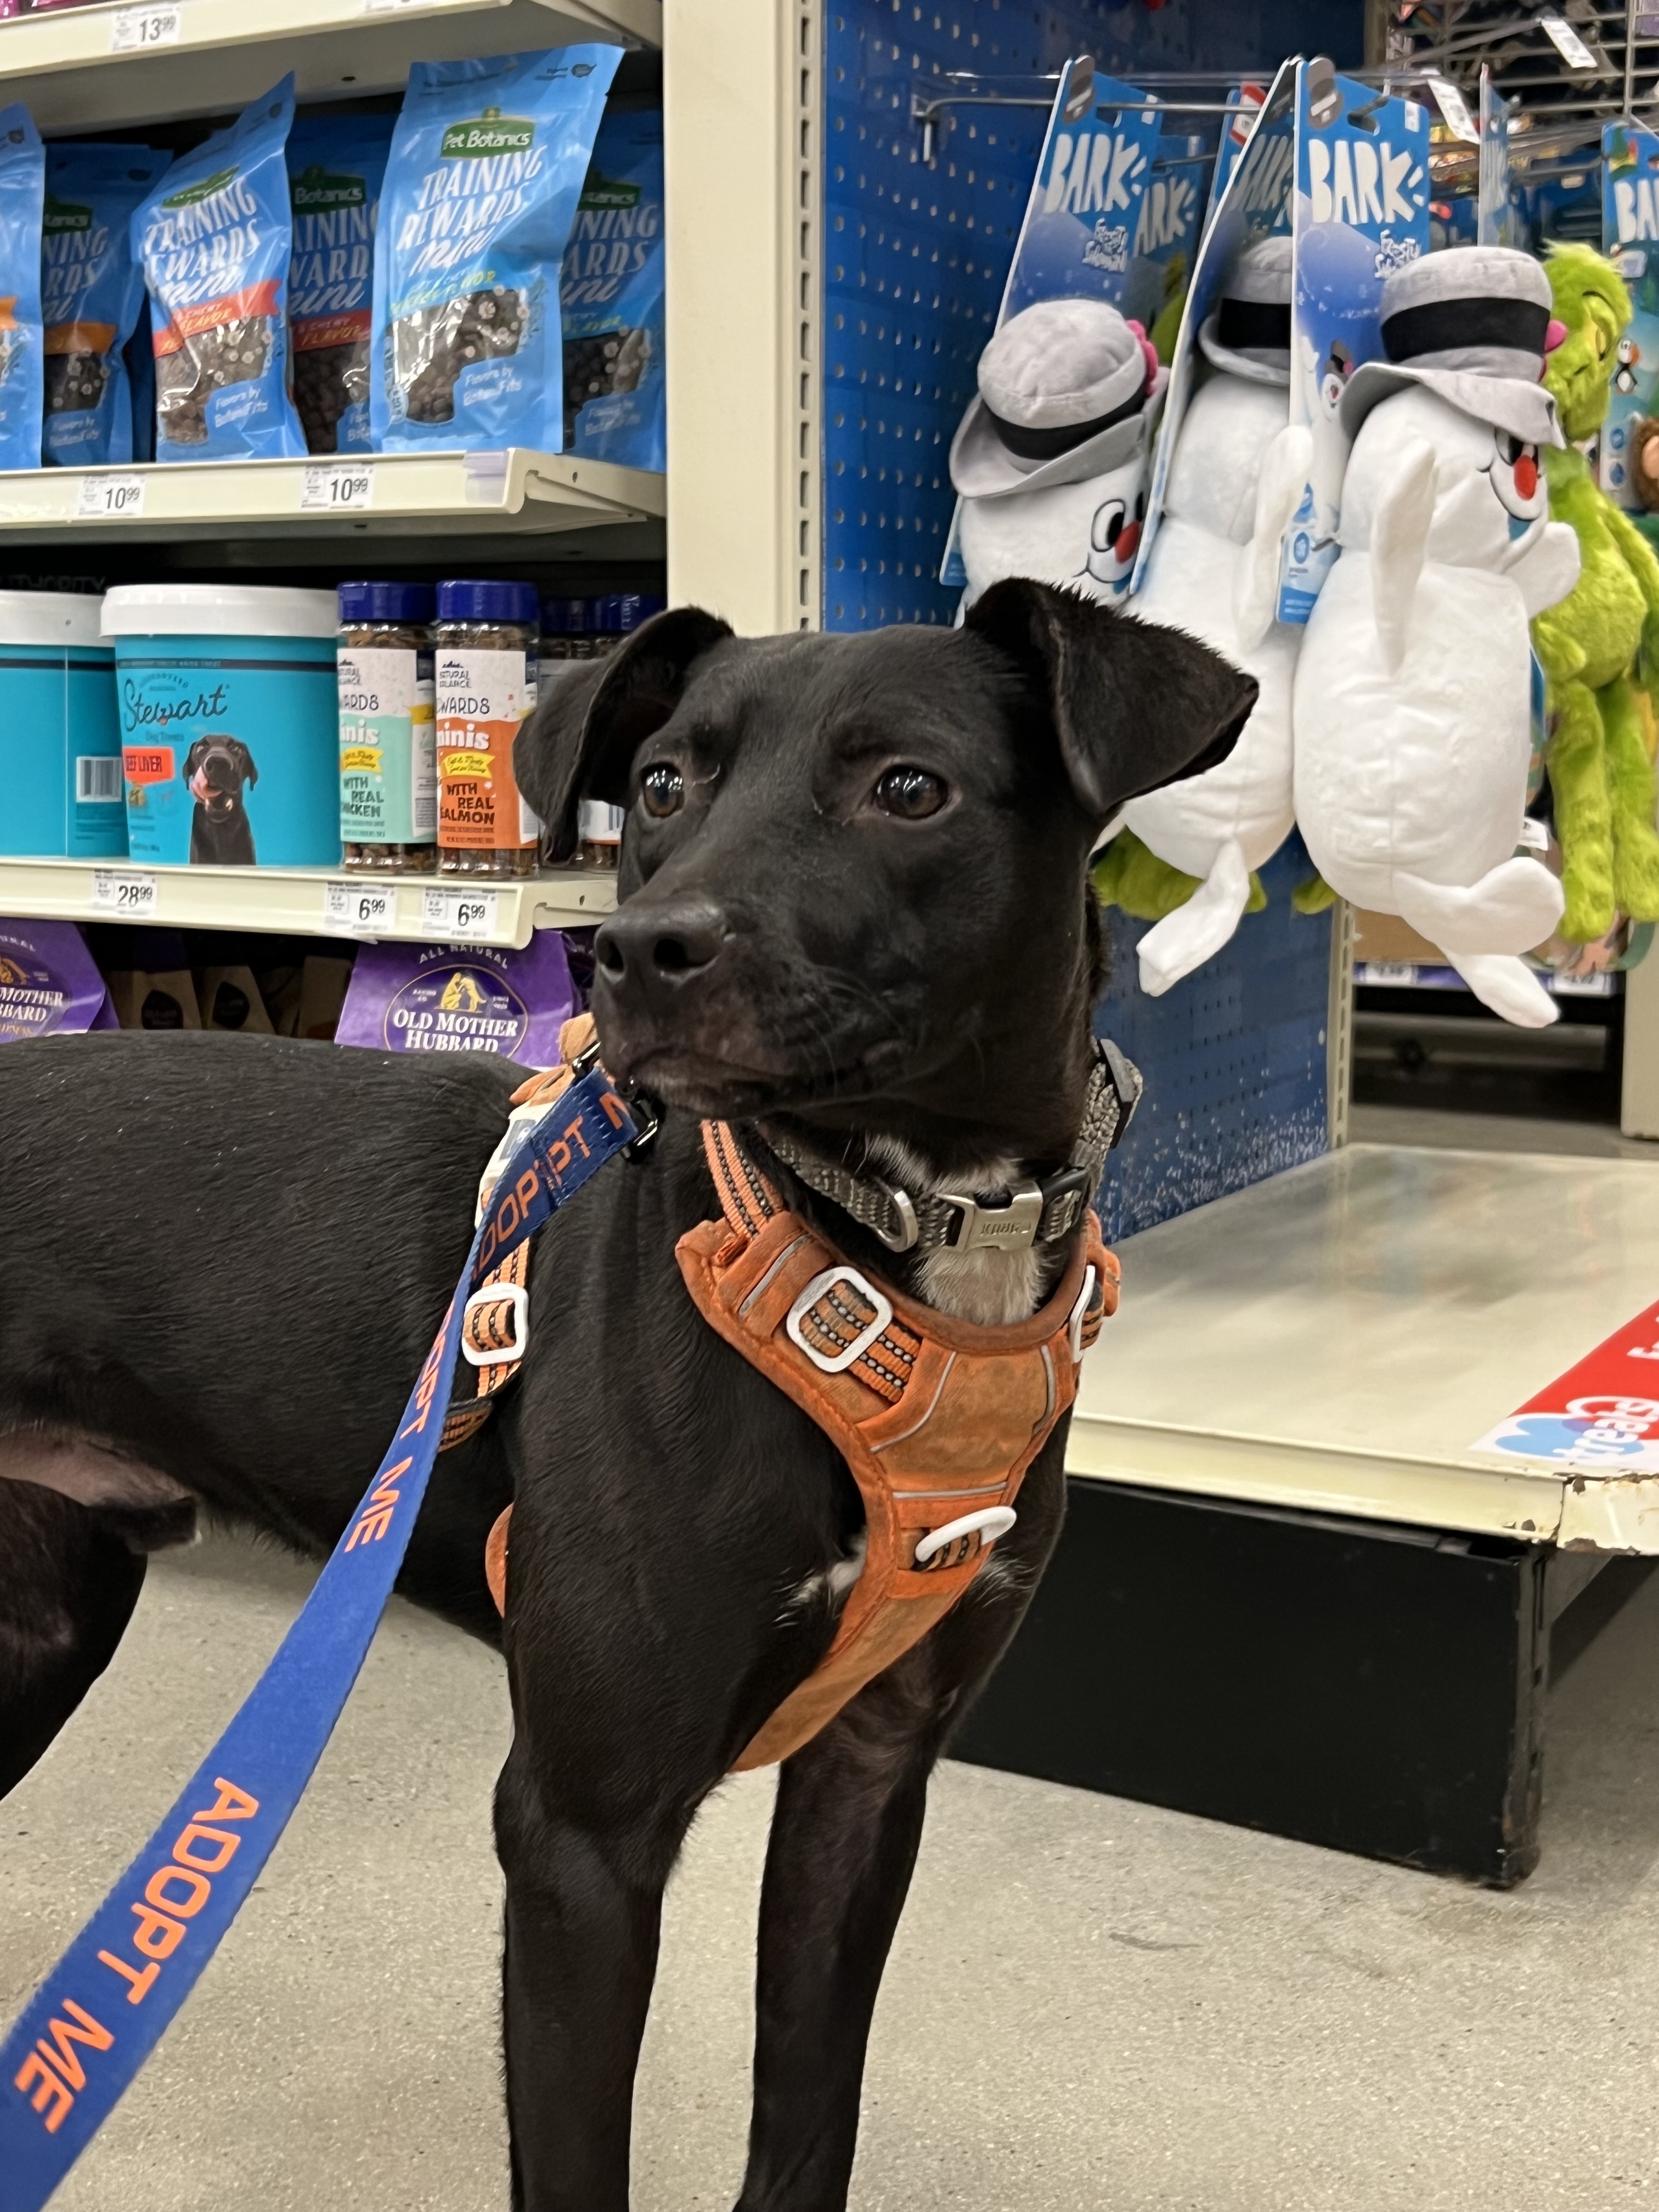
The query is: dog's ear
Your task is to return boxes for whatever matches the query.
[233,741,257,787]
[963,577,1259,823]
[182,739,206,778]
[515,605,734,860]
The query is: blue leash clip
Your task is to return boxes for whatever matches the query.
[0,1065,636,2209]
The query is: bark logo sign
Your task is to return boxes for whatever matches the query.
[1472,1301,1659,1471]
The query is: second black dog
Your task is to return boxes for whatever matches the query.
[184,734,258,864]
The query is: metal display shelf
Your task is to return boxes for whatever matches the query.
[0,856,617,945]
[1070,1140,1659,1555]
[0,0,659,136]
[0,448,664,543]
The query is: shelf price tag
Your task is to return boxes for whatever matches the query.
[324,881,396,938]
[1538,12,1598,69]
[76,473,145,520]
[301,462,374,514]
[1425,76,1478,146]
[422,886,499,940]
[91,870,158,918]
[110,2,183,51]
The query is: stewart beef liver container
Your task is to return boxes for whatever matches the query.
[101,583,340,867]
[0,592,123,859]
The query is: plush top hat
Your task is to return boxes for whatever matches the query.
[950,297,1167,499]
[1340,245,1564,447]
[1199,235,1293,387]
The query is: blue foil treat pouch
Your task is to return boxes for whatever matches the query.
[372,46,620,453]
[286,114,394,455]
[133,75,306,462]
[561,105,664,471]
[0,106,44,471]
[42,145,163,467]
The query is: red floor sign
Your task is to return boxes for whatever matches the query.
[1471,1300,1659,1472]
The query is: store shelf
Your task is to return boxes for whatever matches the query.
[0,0,659,136]
[0,856,617,945]
[1070,1141,1659,1554]
[0,448,663,544]
[1356,960,1619,998]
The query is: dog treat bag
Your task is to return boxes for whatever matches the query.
[0,106,45,472]
[133,75,307,462]
[286,114,394,456]
[561,105,664,471]
[335,931,575,1066]
[371,47,620,453]
[41,145,163,467]
[0,920,116,1043]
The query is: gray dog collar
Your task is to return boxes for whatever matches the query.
[749,1036,1142,1256]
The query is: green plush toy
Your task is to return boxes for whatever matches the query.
[1092,826,1266,921]
[1533,243,1659,942]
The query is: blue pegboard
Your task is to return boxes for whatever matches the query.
[1093,835,1332,1241]
[822,0,1363,630]
[821,1,1353,1228]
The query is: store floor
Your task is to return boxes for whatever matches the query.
[8,1530,1659,2210]
[1351,1098,1659,1159]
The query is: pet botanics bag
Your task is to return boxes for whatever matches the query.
[0,105,45,472]
[560,105,664,470]
[133,75,307,462]
[371,47,619,453]
[286,112,394,455]
[42,145,163,466]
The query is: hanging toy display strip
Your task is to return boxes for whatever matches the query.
[1115,235,1313,995]
[1533,242,1659,946]
[1291,245,1581,1029]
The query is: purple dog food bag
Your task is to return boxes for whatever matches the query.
[0,918,116,1041]
[335,929,575,1067]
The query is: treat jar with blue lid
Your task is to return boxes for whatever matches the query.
[338,580,437,876]
[435,578,540,879]
[0,592,123,860]
[103,583,340,867]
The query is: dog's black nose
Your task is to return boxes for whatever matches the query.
[596,901,726,995]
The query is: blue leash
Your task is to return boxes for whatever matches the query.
[0,1064,637,2209]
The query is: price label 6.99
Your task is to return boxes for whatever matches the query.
[324,881,395,937]
[422,887,499,940]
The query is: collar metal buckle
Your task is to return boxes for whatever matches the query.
[938,1178,1045,1252]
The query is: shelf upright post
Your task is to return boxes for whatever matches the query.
[664,0,822,634]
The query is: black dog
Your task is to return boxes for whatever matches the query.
[183,735,258,865]
[0,580,1254,2211]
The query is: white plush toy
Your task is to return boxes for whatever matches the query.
[1121,236,1313,992]
[1292,247,1580,1027]
[951,296,1166,607]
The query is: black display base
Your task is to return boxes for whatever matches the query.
[951,1478,1651,1888]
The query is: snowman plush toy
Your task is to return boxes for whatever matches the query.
[1116,235,1314,993]
[951,297,1166,606]
[1292,246,1581,1026]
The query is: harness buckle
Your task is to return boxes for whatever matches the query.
[786,1266,895,1374]
[937,1178,1045,1252]
[915,1504,1018,1569]
[461,1280,530,1367]
[871,1181,919,1252]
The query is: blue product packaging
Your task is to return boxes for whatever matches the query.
[0,591,123,859]
[561,105,664,470]
[1601,124,1659,511]
[103,583,341,868]
[41,144,163,467]
[0,104,44,471]
[287,113,394,455]
[133,75,307,462]
[371,46,620,453]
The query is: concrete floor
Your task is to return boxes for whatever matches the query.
[7,1531,1659,2210]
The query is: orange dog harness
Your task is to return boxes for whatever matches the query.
[453,1017,1121,1770]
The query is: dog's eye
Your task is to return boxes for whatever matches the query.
[873,765,948,820]
[639,763,684,819]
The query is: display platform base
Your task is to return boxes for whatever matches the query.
[952,1478,1651,1887]
[954,1141,1659,1884]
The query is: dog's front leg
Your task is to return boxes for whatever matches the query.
[495,1739,693,2212]
[736,1461,1065,2212]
